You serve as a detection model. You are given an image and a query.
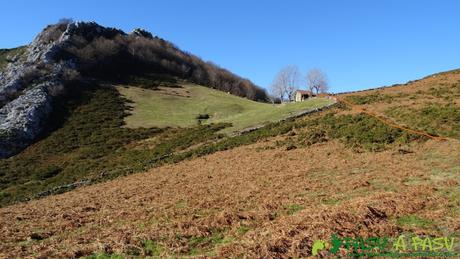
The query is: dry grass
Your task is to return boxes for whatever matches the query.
[341,70,460,119]
[1,137,459,257]
[1,70,460,257]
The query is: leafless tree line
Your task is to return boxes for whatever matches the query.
[270,65,329,102]
[46,22,268,101]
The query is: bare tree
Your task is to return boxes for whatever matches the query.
[306,68,329,94]
[270,79,284,102]
[270,65,301,102]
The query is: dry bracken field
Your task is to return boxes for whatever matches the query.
[1,70,460,258]
[1,136,459,257]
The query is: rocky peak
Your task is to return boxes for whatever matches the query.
[0,21,134,158]
[0,22,99,158]
[130,28,154,39]
[0,20,267,158]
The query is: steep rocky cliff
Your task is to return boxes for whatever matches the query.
[1,25,68,158]
[0,22,128,158]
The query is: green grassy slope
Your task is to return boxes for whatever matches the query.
[117,83,334,133]
[0,81,333,207]
[3,68,458,208]
[0,84,231,206]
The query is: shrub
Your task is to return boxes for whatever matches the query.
[346,93,396,105]
[324,113,422,151]
[386,104,460,139]
[294,113,423,152]
[297,126,327,146]
[196,114,210,120]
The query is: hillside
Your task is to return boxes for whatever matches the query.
[1,69,459,257]
[0,81,331,207]
[117,83,333,133]
[0,21,268,159]
[341,69,460,140]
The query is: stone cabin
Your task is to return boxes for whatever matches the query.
[295,90,315,102]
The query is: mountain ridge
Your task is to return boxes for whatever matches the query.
[0,21,268,158]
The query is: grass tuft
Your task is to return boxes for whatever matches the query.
[396,215,433,228]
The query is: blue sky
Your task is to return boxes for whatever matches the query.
[1,0,459,93]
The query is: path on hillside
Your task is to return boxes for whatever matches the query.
[337,96,459,147]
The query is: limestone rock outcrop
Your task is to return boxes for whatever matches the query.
[0,21,124,158]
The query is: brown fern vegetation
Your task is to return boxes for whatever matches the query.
[1,70,459,257]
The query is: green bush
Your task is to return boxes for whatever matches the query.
[346,93,394,105]
[427,86,454,98]
[294,113,423,152]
